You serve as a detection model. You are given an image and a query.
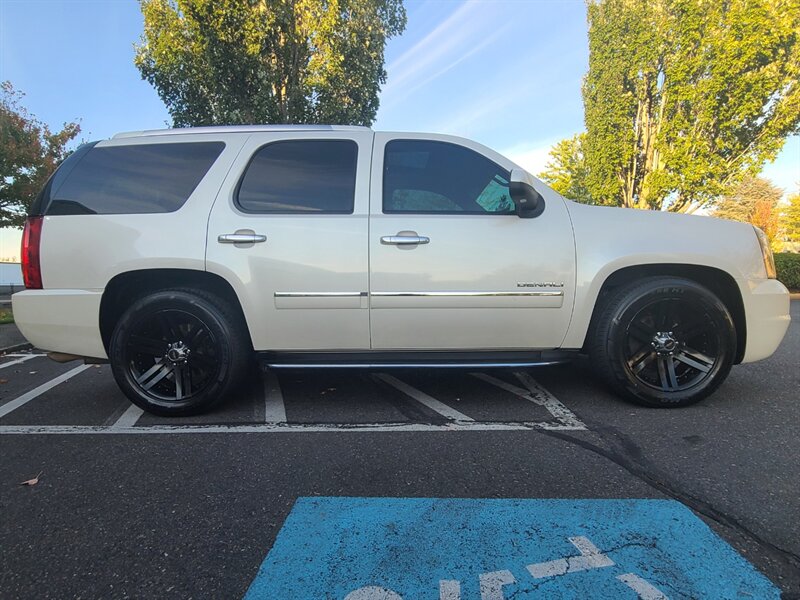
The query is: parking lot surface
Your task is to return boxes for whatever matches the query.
[1,302,798,598]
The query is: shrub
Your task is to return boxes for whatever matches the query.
[775,253,800,291]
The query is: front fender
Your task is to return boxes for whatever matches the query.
[559,203,764,350]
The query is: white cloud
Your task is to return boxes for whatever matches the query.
[432,67,548,137]
[381,2,507,107]
[433,94,515,137]
[501,141,559,175]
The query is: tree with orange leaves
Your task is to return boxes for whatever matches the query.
[0,82,81,228]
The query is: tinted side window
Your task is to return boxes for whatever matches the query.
[29,141,99,216]
[236,140,358,214]
[383,140,514,214]
[48,142,225,215]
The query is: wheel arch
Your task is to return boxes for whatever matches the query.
[580,264,746,364]
[99,268,253,354]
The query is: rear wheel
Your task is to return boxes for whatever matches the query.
[109,288,251,416]
[589,277,736,408]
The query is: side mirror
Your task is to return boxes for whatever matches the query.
[509,168,544,218]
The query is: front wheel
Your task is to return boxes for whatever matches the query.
[109,288,251,416]
[589,277,736,408]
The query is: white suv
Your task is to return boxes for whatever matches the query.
[12,125,791,415]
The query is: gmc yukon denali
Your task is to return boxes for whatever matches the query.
[12,125,791,415]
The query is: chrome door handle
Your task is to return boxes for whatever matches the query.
[381,235,430,245]
[218,233,267,244]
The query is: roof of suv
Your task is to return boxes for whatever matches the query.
[113,124,372,139]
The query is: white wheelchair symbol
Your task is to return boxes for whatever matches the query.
[344,536,669,600]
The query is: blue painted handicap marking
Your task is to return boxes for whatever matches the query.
[244,498,779,599]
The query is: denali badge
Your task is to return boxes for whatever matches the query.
[517,282,565,288]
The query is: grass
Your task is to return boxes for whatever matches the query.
[0,308,14,325]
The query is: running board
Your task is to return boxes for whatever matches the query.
[266,361,570,369]
[258,350,577,369]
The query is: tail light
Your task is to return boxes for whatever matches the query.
[21,216,44,289]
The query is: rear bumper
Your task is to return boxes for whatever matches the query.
[11,289,107,359]
[741,279,791,363]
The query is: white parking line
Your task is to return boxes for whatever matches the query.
[512,372,586,429]
[374,373,474,422]
[472,372,586,430]
[0,353,46,369]
[0,420,584,435]
[0,364,91,419]
[439,581,461,600]
[527,536,613,578]
[0,365,589,434]
[111,404,144,428]
[263,369,287,423]
[617,573,669,599]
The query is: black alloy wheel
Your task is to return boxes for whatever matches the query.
[109,288,251,416]
[589,277,736,408]
[124,309,219,403]
[623,298,721,393]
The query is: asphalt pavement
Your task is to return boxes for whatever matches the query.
[0,302,797,599]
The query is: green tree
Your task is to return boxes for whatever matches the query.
[779,191,800,251]
[537,133,595,204]
[712,176,782,244]
[564,0,800,212]
[135,0,406,127]
[0,82,80,228]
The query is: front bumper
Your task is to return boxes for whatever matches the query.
[741,279,791,363]
[11,289,107,359]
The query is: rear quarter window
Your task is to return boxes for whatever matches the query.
[47,142,225,215]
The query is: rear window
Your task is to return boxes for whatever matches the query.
[46,142,225,215]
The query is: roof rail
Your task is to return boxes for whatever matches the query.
[113,124,372,139]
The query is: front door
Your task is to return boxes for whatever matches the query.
[206,130,373,351]
[368,133,575,350]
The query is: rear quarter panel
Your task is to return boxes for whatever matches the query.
[39,134,246,290]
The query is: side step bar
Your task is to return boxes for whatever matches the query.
[259,350,577,369]
[266,361,570,369]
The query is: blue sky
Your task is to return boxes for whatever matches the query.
[1,0,798,259]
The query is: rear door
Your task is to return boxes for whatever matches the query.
[368,133,576,350]
[206,130,372,351]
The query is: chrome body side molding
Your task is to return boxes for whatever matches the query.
[370,290,564,297]
[273,291,368,310]
[273,291,563,298]
[274,292,368,298]
[273,290,566,311]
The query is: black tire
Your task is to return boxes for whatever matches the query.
[588,277,736,408]
[109,288,251,416]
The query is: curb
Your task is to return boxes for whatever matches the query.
[790,293,800,300]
